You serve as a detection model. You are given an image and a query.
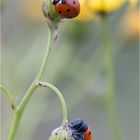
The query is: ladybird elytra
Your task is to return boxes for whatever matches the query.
[52,0,80,18]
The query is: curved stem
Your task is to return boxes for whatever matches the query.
[37,81,68,125]
[0,85,16,110]
[101,17,122,140]
[8,27,56,140]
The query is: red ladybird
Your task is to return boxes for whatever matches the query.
[68,119,92,140]
[52,0,80,18]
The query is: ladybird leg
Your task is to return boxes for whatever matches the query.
[52,0,60,5]
[61,0,67,4]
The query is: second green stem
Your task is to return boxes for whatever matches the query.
[38,81,68,125]
[101,17,122,140]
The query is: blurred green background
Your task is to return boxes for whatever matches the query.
[1,0,139,140]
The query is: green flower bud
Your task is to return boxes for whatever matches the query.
[48,125,72,140]
[42,0,62,29]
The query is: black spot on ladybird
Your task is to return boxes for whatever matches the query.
[73,0,76,5]
[89,131,91,135]
[67,9,71,12]
[58,11,62,14]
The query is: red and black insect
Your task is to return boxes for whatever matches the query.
[52,0,80,18]
[68,119,92,140]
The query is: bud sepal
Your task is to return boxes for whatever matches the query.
[49,123,72,140]
[42,0,62,29]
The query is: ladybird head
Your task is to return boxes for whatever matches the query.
[52,0,60,5]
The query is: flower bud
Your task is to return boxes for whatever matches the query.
[42,0,62,29]
[49,125,72,140]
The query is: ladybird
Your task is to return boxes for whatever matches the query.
[52,0,80,18]
[68,119,92,140]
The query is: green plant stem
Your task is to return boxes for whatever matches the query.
[0,85,16,110]
[37,81,68,125]
[8,28,56,140]
[101,17,122,140]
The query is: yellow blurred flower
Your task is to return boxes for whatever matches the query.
[88,0,138,13]
[121,9,139,37]
[128,0,138,7]
[76,0,95,21]
[88,0,125,13]
[77,0,138,21]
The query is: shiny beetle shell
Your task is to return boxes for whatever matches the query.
[52,0,80,18]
